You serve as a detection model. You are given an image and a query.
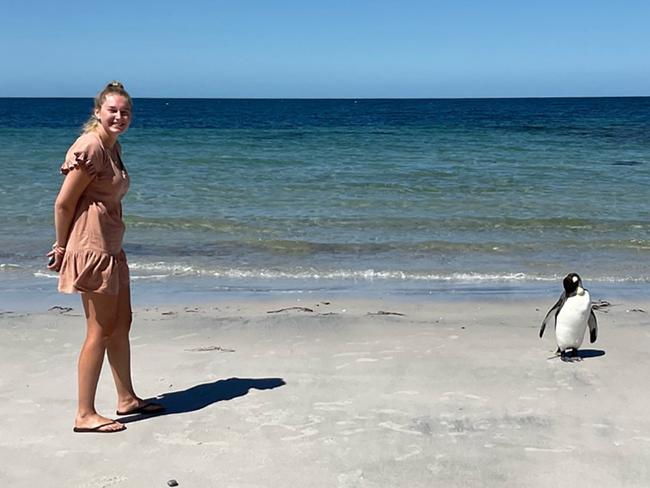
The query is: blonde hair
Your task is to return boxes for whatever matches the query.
[82,81,133,133]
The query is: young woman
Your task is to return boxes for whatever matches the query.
[48,81,163,433]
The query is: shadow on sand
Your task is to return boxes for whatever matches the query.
[120,377,285,424]
[558,349,607,362]
[577,349,606,359]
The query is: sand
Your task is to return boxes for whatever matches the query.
[1,295,649,487]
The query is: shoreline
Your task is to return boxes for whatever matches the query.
[1,272,649,314]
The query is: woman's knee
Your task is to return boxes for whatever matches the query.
[113,315,132,337]
[82,290,130,341]
[83,309,118,343]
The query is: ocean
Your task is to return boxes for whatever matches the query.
[1,97,649,308]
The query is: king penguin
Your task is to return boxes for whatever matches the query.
[539,273,598,359]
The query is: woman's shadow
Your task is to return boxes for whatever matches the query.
[120,377,285,424]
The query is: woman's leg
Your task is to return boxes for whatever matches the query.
[75,292,124,432]
[106,285,141,412]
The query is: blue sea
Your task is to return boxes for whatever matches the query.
[1,97,649,308]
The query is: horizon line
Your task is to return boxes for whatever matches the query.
[1,95,649,101]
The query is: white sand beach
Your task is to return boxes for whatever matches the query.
[1,295,649,487]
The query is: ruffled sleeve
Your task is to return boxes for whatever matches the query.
[60,133,106,176]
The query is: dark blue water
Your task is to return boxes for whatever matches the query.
[1,97,649,304]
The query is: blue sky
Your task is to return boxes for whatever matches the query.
[2,0,648,98]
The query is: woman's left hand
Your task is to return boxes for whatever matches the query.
[47,248,64,272]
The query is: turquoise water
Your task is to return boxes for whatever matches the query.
[1,98,649,304]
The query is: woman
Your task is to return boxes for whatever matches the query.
[48,81,163,433]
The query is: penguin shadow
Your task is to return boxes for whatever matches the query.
[119,377,286,424]
[576,349,606,359]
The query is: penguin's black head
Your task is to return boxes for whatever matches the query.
[562,273,582,294]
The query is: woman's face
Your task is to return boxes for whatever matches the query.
[95,94,131,138]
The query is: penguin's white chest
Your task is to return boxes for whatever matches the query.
[555,290,591,351]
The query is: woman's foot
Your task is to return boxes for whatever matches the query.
[74,413,125,433]
[116,397,165,416]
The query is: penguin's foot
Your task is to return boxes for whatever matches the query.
[560,349,582,363]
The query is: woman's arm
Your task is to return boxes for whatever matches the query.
[48,169,93,271]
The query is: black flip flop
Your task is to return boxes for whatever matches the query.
[116,401,165,416]
[73,421,126,433]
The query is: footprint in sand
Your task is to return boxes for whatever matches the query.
[337,470,366,488]
[281,427,319,441]
[379,421,422,436]
[334,351,371,357]
[524,446,575,453]
[395,445,422,461]
[313,400,352,412]
[78,476,128,488]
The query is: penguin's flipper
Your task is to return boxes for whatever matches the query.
[588,309,598,343]
[540,293,565,338]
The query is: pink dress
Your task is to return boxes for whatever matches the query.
[58,132,130,295]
